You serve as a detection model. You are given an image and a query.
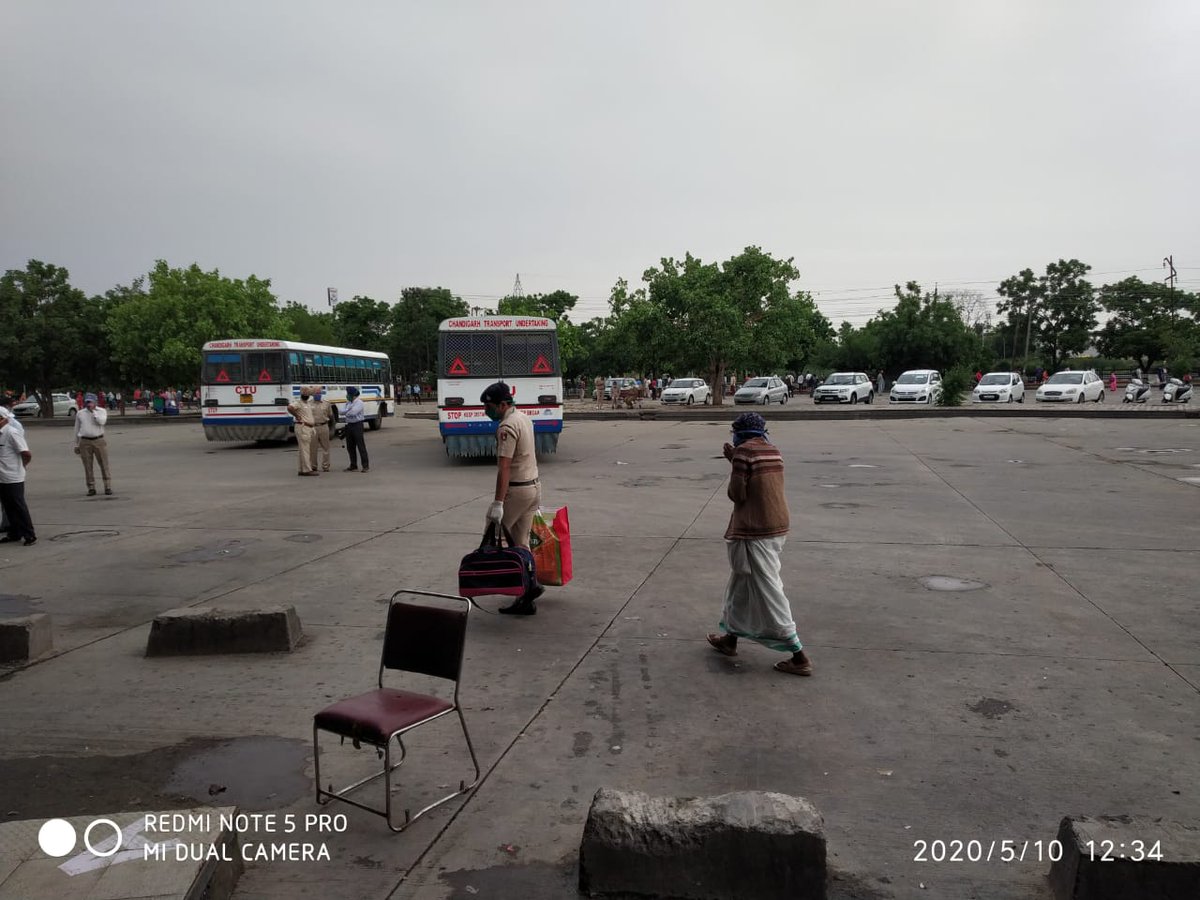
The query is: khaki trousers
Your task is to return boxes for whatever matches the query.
[502,483,541,549]
[313,424,331,471]
[80,438,111,488]
[295,425,315,472]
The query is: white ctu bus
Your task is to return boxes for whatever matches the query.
[437,316,563,457]
[201,339,393,441]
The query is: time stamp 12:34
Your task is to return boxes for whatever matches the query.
[912,838,1164,863]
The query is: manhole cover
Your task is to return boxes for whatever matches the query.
[50,530,121,542]
[283,533,324,543]
[171,539,254,563]
[919,575,987,592]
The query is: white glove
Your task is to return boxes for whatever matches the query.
[486,501,504,524]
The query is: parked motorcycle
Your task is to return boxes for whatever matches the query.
[1123,378,1152,404]
[1162,377,1193,404]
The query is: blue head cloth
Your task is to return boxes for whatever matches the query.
[730,411,769,446]
[84,393,98,405]
[346,386,359,399]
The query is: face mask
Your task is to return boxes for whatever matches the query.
[484,406,502,421]
[300,394,309,400]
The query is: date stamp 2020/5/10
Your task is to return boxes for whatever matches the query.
[913,837,1165,864]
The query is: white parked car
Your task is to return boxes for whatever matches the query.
[972,372,1025,403]
[1035,370,1105,403]
[889,370,942,405]
[734,376,789,405]
[660,377,711,405]
[812,372,874,404]
[12,393,77,418]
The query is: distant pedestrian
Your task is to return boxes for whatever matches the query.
[593,375,605,408]
[974,370,983,384]
[0,396,24,536]
[287,387,319,476]
[74,393,113,496]
[1109,371,1117,392]
[309,386,332,473]
[876,370,885,393]
[411,383,422,405]
[342,386,369,472]
[706,412,810,676]
[0,406,36,546]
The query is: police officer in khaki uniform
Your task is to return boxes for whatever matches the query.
[308,386,332,473]
[287,387,318,476]
[482,381,543,615]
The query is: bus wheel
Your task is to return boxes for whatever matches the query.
[368,406,384,431]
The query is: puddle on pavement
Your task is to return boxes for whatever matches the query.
[170,539,256,563]
[50,529,121,542]
[283,533,324,543]
[0,736,309,821]
[821,502,862,509]
[918,575,987,592]
[165,736,310,810]
[0,594,39,616]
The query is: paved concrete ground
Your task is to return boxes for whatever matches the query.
[1,413,1197,900]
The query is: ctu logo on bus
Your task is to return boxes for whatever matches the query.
[234,385,258,395]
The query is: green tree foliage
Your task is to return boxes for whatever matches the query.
[496,289,578,320]
[0,260,103,415]
[387,287,469,378]
[1095,277,1199,372]
[331,295,391,353]
[641,247,801,405]
[279,301,335,345]
[106,261,284,387]
[997,259,1099,368]
[869,282,977,374]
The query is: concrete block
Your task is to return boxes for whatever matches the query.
[145,606,302,656]
[579,788,825,900]
[1049,815,1200,900]
[0,613,52,663]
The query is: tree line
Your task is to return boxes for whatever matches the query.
[2,252,1196,414]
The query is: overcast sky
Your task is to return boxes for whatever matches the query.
[3,1,1197,326]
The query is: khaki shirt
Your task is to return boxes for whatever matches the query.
[497,407,537,484]
[310,398,332,425]
[287,397,315,427]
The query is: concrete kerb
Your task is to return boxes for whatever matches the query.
[406,406,1197,422]
[579,788,826,900]
[145,606,303,656]
[0,613,52,664]
[1048,815,1200,900]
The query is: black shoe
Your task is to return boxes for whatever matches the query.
[22,537,37,547]
[499,598,537,615]
[0,536,16,544]
[344,466,358,472]
[104,488,113,495]
[87,488,96,496]
[526,583,545,603]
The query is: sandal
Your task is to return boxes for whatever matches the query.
[774,659,813,677]
[707,633,737,657]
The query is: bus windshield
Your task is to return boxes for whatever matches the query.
[202,351,286,384]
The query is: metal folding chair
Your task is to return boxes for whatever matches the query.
[313,589,480,831]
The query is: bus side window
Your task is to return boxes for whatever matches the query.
[303,355,316,383]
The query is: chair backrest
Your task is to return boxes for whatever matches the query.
[380,598,468,683]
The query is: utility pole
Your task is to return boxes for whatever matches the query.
[512,274,524,298]
[1163,255,1177,291]
[1022,299,1035,373]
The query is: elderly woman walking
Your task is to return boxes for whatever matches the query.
[707,412,812,676]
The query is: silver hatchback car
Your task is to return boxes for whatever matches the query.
[734,376,789,405]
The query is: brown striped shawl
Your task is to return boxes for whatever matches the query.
[725,438,790,540]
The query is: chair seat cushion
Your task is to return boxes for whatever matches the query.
[314,689,454,745]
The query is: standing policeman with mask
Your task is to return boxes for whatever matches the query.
[309,386,333,473]
[481,382,543,615]
[287,387,318,476]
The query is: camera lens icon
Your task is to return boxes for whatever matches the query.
[38,817,123,858]
[38,819,77,857]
